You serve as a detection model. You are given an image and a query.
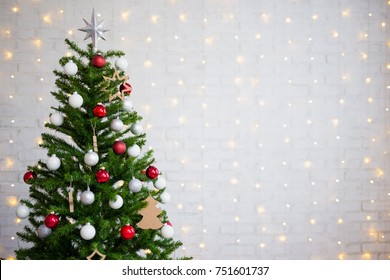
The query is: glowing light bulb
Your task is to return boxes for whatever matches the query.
[43,15,52,23]
[151,15,159,23]
[12,7,19,13]
[312,14,318,20]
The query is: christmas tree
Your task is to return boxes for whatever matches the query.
[15,9,188,260]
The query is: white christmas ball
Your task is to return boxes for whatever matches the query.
[160,224,174,239]
[109,195,123,209]
[122,97,133,112]
[130,122,143,135]
[110,118,124,132]
[160,192,171,204]
[37,224,52,238]
[50,113,64,126]
[64,60,78,75]
[84,150,99,166]
[68,91,83,108]
[128,178,142,193]
[127,144,141,157]
[154,177,166,190]
[115,57,128,70]
[80,190,95,205]
[15,205,30,219]
[47,154,61,171]
[80,223,96,240]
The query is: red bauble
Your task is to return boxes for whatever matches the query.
[45,213,59,229]
[166,221,173,227]
[96,168,110,183]
[23,171,36,184]
[112,140,126,155]
[119,83,132,95]
[121,224,135,240]
[93,104,106,118]
[146,165,159,179]
[91,54,106,68]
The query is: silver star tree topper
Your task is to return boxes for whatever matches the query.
[78,8,108,51]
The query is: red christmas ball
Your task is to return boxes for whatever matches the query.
[166,221,173,227]
[121,224,135,240]
[93,104,106,118]
[96,168,110,183]
[112,140,126,155]
[119,83,132,95]
[91,54,106,68]
[44,213,59,229]
[146,165,159,179]
[23,171,36,184]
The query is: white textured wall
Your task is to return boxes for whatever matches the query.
[1,0,390,260]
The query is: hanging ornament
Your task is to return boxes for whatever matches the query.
[109,194,123,209]
[160,191,171,204]
[44,213,59,229]
[68,185,74,213]
[110,118,124,132]
[160,223,174,239]
[68,91,83,108]
[127,144,141,157]
[78,8,108,51]
[15,205,30,219]
[80,189,95,205]
[96,168,110,183]
[23,171,36,184]
[50,112,64,126]
[128,178,142,193]
[120,224,135,240]
[122,97,133,112]
[93,103,106,118]
[112,180,124,189]
[146,165,159,179]
[112,140,126,155]
[119,82,132,95]
[80,223,96,240]
[37,224,52,238]
[47,154,61,171]
[63,60,78,76]
[137,196,163,230]
[84,150,99,166]
[86,249,106,260]
[92,123,98,152]
[91,53,106,68]
[154,176,166,190]
[115,57,128,70]
[130,121,143,135]
[102,71,128,101]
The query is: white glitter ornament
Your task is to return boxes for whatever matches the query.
[84,150,99,166]
[160,224,174,238]
[64,60,78,75]
[160,192,171,204]
[68,91,83,108]
[115,57,128,70]
[110,118,124,132]
[127,144,141,157]
[50,113,64,126]
[80,223,96,240]
[130,122,143,135]
[122,97,133,112]
[15,205,30,219]
[47,154,61,171]
[109,195,123,209]
[154,177,166,190]
[80,189,95,205]
[37,224,52,238]
[128,178,142,193]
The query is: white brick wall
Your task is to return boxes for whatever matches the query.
[1,0,390,260]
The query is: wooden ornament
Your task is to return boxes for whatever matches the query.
[86,248,106,260]
[137,196,164,230]
[68,186,74,213]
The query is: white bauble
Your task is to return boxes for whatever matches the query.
[128,178,142,193]
[154,177,166,190]
[64,61,78,75]
[84,150,99,166]
[68,91,83,108]
[160,224,174,238]
[109,195,123,209]
[37,224,52,238]
[80,190,95,205]
[160,192,171,204]
[130,122,143,135]
[50,113,64,126]
[80,223,96,240]
[15,205,30,219]
[127,144,141,157]
[122,97,133,112]
[47,154,61,171]
[115,57,128,70]
[110,118,124,132]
